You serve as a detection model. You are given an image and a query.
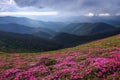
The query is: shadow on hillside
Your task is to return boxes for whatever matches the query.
[0,29,120,53]
[52,29,120,51]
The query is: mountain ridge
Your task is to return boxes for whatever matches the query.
[0,16,68,31]
[61,22,116,36]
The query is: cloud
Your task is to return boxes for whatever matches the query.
[0,11,58,16]
[0,0,18,11]
[13,0,120,15]
[116,13,120,16]
[98,13,111,16]
[0,0,120,18]
[85,12,94,17]
[0,0,58,12]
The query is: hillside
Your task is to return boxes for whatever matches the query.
[53,28,120,47]
[0,31,61,52]
[0,23,119,53]
[61,22,116,36]
[116,24,120,28]
[0,34,120,80]
[32,28,57,39]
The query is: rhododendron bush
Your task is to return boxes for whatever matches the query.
[0,34,120,80]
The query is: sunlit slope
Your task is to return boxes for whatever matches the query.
[0,34,120,80]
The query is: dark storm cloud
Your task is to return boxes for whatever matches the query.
[14,0,120,15]
[14,0,77,10]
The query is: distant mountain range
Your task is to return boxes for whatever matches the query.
[61,22,116,36]
[0,23,35,34]
[0,16,68,31]
[0,16,120,52]
[62,16,120,25]
[32,28,56,39]
[0,23,58,39]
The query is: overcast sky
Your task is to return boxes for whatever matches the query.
[0,0,120,21]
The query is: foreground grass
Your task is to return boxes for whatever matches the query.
[0,34,120,80]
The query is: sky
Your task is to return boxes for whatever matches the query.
[0,0,120,21]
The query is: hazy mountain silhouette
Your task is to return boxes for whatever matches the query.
[0,23,35,34]
[32,28,57,39]
[62,16,120,25]
[0,23,58,39]
[0,16,67,31]
[0,16,120,52]
[62,22,116,36]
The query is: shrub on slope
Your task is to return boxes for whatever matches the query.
[0,34,120,80]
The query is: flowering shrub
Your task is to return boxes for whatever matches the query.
[0,34,120,80]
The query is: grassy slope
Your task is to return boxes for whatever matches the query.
[0,34,120,80]
[42,34,120,54]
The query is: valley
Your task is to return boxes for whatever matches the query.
[0,16,120,52]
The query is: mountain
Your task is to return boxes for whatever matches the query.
[0,16,119,52]
[0,23,58,39]
[53,33,89,47]
[53,27,120,47]
[32,28,57,39]
[116,24,120,28]
[62,16,120,25]
[0,27,119,52]
[0,23,35,34]
[0,31,62,52]
[62,22,116,36]
[0,16,67,31]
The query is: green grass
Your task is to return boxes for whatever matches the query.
[0,34,120,55]
[41,34,120,54]
[0,34,120,80]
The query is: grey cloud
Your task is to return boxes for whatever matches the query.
[14,0,120,15]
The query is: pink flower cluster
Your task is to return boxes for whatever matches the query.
[0,47,120,80]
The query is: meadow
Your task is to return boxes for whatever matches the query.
[0,34,120,80]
